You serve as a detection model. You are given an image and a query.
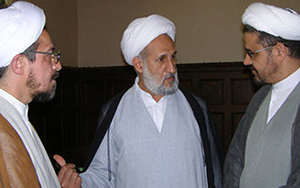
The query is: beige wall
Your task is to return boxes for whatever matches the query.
[28,0,78,67]
[28,0,300,67]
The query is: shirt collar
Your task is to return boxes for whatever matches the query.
[273,68,300,92]
[134,77,168,105]
[0,88,29,119]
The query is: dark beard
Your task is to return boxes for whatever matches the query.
[248,66,265,86]
[32,83,57,102]
[28,71,60,102]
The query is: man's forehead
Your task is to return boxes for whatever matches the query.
[37,30,54,51]
[244,32,261,46]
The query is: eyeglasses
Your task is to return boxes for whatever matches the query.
[26,50,61,64]
[246,46,274,59]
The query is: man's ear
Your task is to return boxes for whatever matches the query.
[132,56,143,74]
[274,43,288,61]
[10,54,26,75]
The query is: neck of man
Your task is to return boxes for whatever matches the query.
[272,59,300,84]
[137,81,164,103]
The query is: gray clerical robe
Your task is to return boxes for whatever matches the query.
[224,83,300,188]
[81,85,222,188]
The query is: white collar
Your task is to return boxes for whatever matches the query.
[134,77,168,105]
[0,88,28,119]
[273,68,300,92]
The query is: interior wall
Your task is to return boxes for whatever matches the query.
[25,0,300,67]
[77,0,300,67]
[27,0,78,67]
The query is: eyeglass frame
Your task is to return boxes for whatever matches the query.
[25,50,61,64]
[245,45,274,59]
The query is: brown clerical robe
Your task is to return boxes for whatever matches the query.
[0,114,40,188]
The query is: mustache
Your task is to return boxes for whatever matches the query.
[247,65,254,70]
[164,73,175,80]
[247,65,258,73]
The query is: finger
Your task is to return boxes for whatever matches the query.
[69,171,81,186]
[70,174,82,188]
[74,176,82,188]
[64,163,76,172]
[53,154,67,167]
[60,166,81,188]
[58,164,76,181]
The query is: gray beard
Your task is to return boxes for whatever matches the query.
[143,63,179,95]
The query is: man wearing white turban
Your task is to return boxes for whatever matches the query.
[0,1,81,188]
[78,14,223,188]
[224,2,300,188]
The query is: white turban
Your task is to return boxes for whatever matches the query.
[242,2,300,41]
[0,1,45,67]
[121,14,176,65]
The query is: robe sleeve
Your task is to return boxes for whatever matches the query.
[0,114,40,188]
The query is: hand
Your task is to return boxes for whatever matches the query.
[53,154,82,188]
